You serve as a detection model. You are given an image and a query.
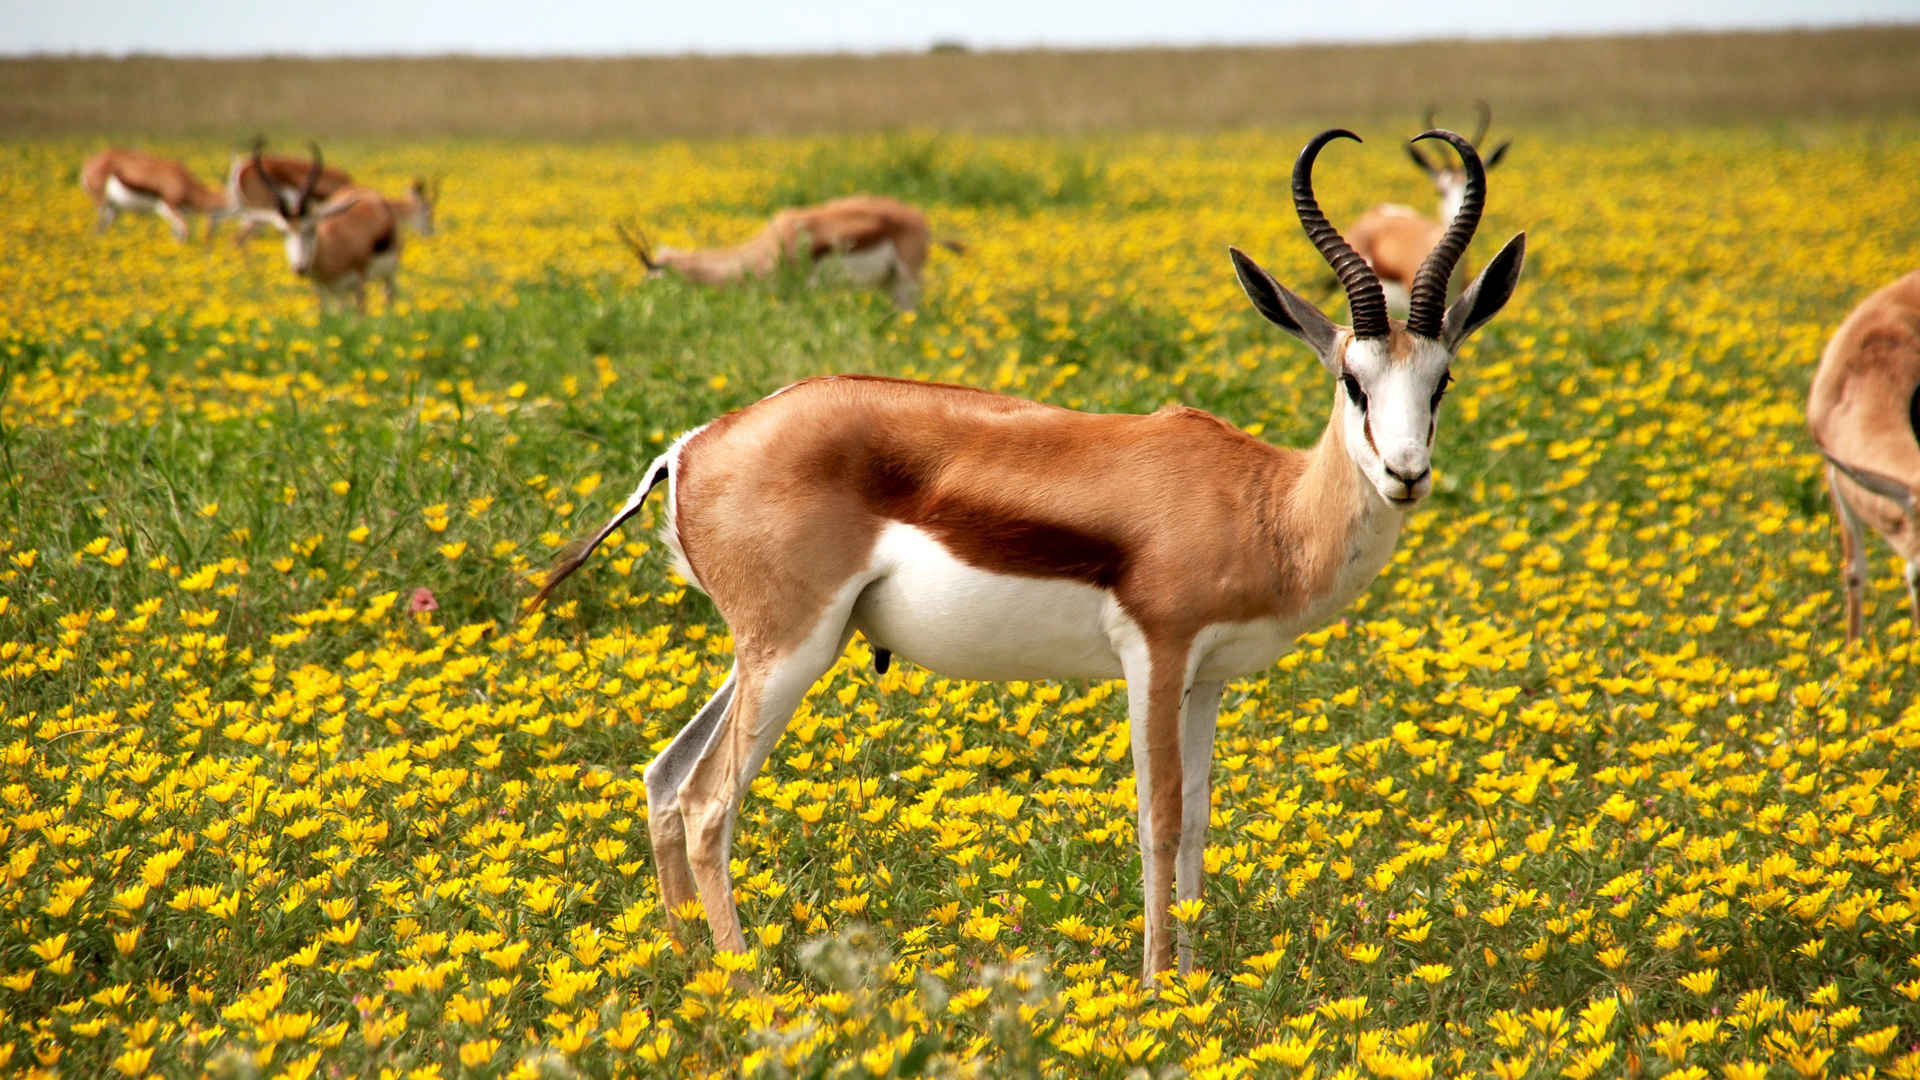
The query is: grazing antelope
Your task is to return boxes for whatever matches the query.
[617,194,963,310]
[242,146,403,313]
[1349,103,1512,313]
[224,141,355,245]
[1807,269,1920,643]
[532,129,1524,980]
[79,148,231,242]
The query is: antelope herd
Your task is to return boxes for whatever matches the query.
[81,107,1918,985]
[79,139,438,313]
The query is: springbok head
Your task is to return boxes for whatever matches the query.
[1230,128,1526,509]
[614,220,671,278]
[402,177,440,236]
[246,143,359,275]
[1406,103,1511,220]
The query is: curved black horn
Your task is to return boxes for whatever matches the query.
[1293,129,1387,339]
[1472,101,1492,147]
[614,220,658,271]
[1405,129,1485,339]
[297,142,325,216]
[251,143,290,218]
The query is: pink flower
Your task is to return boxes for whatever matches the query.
[409,587,438,613]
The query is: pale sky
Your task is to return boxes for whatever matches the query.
[2,0,1913,55]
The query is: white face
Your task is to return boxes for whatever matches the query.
[1337,333,1454,509]
[282,219,322,275]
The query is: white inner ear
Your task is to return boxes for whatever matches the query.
[319,196,361,220]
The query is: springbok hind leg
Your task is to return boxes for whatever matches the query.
[643,667,737,937]
[1827,465,1870,644]
[676,600,859,959]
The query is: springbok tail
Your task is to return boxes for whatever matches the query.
[525,456,672,613]
[1821,448,1918,513]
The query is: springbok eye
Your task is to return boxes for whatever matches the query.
[1430,371,1453,410]
[1341,373,1367,411]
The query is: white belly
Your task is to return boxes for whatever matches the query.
[367,252,400,282]
[104,176,160,212]
[853,523,1126,681]
[816,241,899,288]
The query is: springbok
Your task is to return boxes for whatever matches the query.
[224,141,355,245]
[242,146,403,313]
[616,194,963,310]
[532,129,1525,980]
[79,148,231,242]
[384,177,440,236]
[1807,269,1920,643]
[1349,104,1512,313]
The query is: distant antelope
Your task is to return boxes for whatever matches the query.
[617,195,964,310]
[225,141,355,245]
[241,145,403,312]
[79,148,231,242]
[1808,269,1920,642]
[530,129,1525,980]
[384,177,441,236]
[1349,103,1512,312]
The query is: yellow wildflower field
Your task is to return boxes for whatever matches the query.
[3,126,1920,1078]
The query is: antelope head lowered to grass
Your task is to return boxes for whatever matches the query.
[242,145,403,313]
[1349,103,1512,313]
[1807,269,1920,642]
[80,148,232,242]
[617,194,964,310]
[532,129,1525,981]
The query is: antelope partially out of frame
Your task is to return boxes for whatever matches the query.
[79,148,231,242]
[533,129,1525,980]
[617,194,963,310]
[224,141,355,246]
[1349,104,1512,313]
[1807,269,1920,643]
[241,146,403,313]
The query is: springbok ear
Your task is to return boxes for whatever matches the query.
[1404,140,1439,174]
[1230,247,1342,371]
[1441,232,1525,351]
[317,195,362,220]
[1484,140,1512,170]
[243,208,289,230]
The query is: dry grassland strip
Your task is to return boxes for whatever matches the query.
[5,25,1919,139]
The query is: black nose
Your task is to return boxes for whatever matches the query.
[1385,465,1430,487]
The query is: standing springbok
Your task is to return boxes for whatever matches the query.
[532,129,1525,980]
[1808,269,1920,643]
[384,177,440,236]
[242,146,403,313]
[79,148,231,242]
[1349,104,1512,312]
[616,194,963,310]
[224,141,355,245]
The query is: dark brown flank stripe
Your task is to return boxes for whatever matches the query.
[859,452,1129,590]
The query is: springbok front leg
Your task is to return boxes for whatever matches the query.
[1122,635,1195,981]
[643,667,738,935]
[1176,678,1225,974]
